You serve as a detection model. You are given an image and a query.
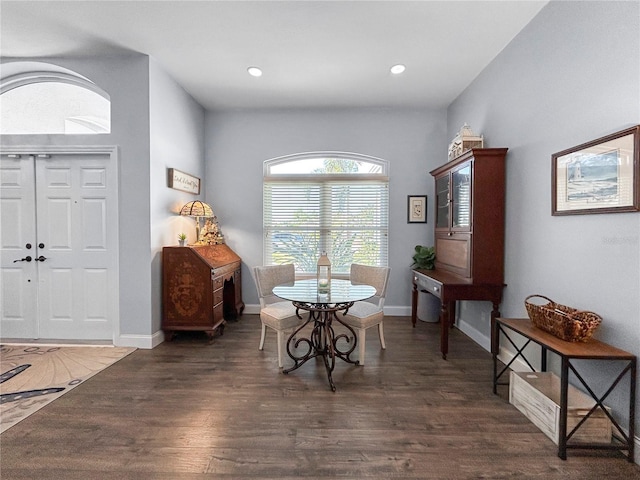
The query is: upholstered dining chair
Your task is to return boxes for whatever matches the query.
[252,264,303,368]
[341,263,391,365]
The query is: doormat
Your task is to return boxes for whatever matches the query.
[0,344,135,433]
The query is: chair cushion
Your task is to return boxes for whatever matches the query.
[341,301,384,328]
[260,301,303,330]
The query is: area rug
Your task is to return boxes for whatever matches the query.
[0,344,135,433]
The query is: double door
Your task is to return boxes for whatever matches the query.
[0,152,117,340]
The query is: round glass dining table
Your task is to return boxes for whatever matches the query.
[273,279,376,391]
[273,278,376,306]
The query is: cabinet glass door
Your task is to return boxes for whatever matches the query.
[435,175,450,229]
[452,163,471,229]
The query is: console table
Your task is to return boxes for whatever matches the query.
[412,268,503,359]
[492,317,636,462]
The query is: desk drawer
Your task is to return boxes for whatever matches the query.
[414,273,442,299]
[213,288,223,307]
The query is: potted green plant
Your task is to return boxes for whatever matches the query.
[178,233,187,247]
[411,245,435,270]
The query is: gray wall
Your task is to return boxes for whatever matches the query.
[448,0,639,447]
[204,108,447,309]
[149,57,206,336]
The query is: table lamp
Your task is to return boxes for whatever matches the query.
[179,200,214,244]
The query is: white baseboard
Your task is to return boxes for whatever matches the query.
[115,330,164,349]
[383,305,410,316]
[456,317,491,352]
[243,304,261,315]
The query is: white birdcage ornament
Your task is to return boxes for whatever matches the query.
[317,252,331,293]
[448,123,484,161]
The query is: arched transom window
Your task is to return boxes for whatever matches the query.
[0,63,111,134]
[263,152,389,275]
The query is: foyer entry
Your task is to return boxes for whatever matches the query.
[0,151,118,341]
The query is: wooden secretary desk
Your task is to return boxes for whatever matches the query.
[412,148,508,359]
[162,244,244,341]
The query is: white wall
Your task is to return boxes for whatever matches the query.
[149,57,205,337]
[204,108,447,309]
[447,0,639,451]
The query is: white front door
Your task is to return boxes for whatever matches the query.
[0,152,117,340]
[0,155,38,337]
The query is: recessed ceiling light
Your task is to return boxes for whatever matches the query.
[247,66,263,77]
[390,64,406,75]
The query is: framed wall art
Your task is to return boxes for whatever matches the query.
[168,168,200,195]
[407,195,427,223]
[552,125,640,215]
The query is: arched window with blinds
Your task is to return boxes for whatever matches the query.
[263,152,389,275]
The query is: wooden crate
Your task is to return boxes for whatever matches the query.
[509,371,612,445]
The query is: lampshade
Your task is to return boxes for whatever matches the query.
[180,200,214,218]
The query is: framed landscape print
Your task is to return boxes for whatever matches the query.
[552,125,640,215]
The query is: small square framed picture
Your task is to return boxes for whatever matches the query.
[407,195,427,223]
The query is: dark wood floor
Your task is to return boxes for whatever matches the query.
[1,316,639,479]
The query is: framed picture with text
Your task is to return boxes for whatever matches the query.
[168,168,200,195]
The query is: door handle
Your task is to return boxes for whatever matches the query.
[13,256,32,263]
[35,256,47,262]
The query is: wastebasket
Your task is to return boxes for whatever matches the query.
[417,291,440,322]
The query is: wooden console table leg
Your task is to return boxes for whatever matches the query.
[440,301,450,360]
[491,315,498,357]
[558,357,570,460]
[629,358,636,462]
[490,302,501,356]
[449,301,456,328]
[411,281,418,327]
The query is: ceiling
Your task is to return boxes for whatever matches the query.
[0,1,548,111]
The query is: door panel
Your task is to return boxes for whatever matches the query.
[0,155,37,337]
[36,154,113,339]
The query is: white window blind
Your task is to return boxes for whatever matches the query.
[263,154,389,275]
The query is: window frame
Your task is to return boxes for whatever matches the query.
[263,152,390,276]
[0,70,111,135]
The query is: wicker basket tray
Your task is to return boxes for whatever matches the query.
[524,295,602,342]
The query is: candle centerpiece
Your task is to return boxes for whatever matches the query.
[317,251,331,293]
